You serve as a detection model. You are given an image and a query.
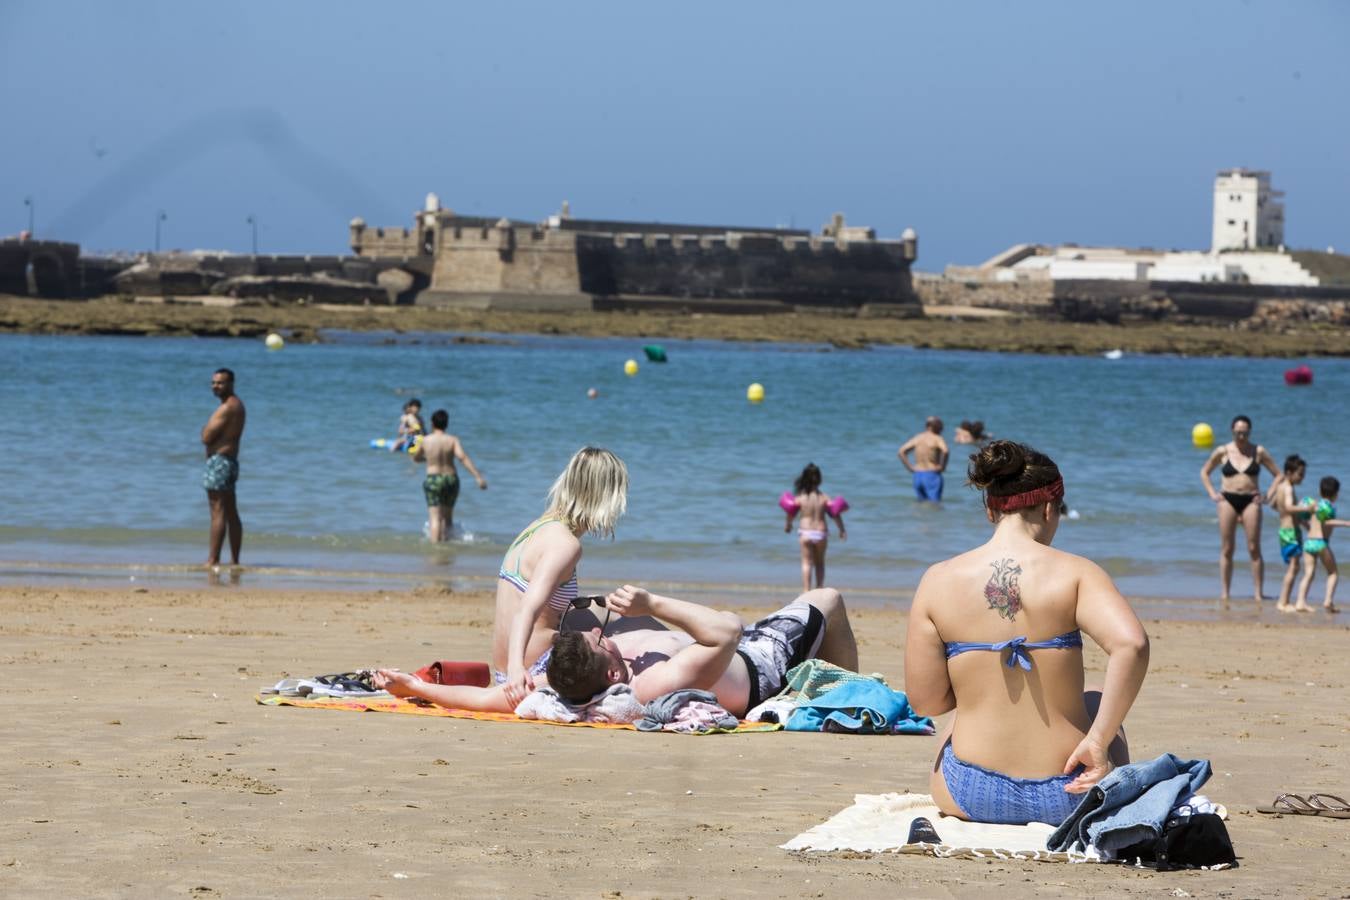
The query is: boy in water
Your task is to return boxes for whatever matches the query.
[393,398,425,452]
[1269,455,1315,612]
[1294,476,1348,613]
[415,408,487,540]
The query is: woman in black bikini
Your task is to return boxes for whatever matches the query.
[1200,414,1282,603]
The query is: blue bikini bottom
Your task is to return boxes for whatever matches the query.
[941,741,1082,826]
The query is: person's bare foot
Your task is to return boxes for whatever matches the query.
[373,668,422,698]
[1325,603,1340,614]
[1293,604,1313,613]
[1275,604,1294,613]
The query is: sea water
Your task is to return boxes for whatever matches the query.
[1,331,1346,613]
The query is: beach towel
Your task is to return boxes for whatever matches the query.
[780,659,890,702]
[515,684,647,725]
[784,681,934,735]
[635,689,739,734]
[255,693,781,733]
[781,792,1104,863]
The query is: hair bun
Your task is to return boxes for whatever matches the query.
[969,440,1026,489]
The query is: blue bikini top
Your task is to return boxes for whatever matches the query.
[944,629,1083,671]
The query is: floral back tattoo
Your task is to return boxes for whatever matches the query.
[984,558,1023,621]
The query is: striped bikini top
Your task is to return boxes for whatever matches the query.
[944,629,1083,671]
[497,517,579,614]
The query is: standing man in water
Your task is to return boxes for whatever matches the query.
[202,367,246,567]
[898,416,949,502]
[415,408,487,541]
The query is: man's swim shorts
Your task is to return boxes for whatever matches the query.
[423,472,460,509]
[913,470,944,502]
[736,600,826,712]
[203,454,239,493]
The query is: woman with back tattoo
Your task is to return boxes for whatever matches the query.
[903,440,1150,826]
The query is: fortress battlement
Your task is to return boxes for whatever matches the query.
[349,201,920,312]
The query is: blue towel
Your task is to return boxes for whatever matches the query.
[785,680,934,734]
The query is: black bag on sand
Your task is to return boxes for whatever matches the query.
[1116,813,1237,871]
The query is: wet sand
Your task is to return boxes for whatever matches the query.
[2,584,1347,897]
[3,293,1348,356]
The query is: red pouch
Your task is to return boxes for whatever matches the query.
[412,660,491,687]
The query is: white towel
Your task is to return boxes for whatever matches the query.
[514,684,646,724]
[782,792,1103,863]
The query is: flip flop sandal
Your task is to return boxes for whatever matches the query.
[1256,793,1321,815]
[315,672,377,692]
[906,816,942,845]
[1306,794,1350,818]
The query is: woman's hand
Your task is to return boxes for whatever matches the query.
[501,666,535,709]
[1062,735,1113,794]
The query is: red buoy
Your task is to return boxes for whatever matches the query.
[1284,365,1313,386]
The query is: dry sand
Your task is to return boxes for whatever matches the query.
[2,584,1347,898]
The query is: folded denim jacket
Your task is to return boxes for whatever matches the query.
[1048,753,1211,855]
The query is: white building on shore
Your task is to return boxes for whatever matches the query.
[951,169,1321,287]
[1212,168,1284,252]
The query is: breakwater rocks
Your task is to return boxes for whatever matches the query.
[3,294,1347,358]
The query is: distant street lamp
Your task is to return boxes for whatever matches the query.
[246,214,258,255]
[154,210,168,253]
[23,196,34,235]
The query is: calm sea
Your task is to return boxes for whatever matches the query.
[1,331,1346,617]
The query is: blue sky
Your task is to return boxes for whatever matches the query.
[2,0,1346,267]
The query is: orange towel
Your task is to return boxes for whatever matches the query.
[255,693,781,733]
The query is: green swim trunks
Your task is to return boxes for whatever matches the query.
[423,472,460,508]
[1278,526,1302,564]
[203,454,239,493]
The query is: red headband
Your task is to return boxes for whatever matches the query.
[986,477,1064,513]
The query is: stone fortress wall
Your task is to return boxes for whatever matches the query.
[348,203,921,314]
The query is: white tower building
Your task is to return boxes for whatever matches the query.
[1211,169,1284,252]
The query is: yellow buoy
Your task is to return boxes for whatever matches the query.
[264,332,285,350]
[624,359,639,376]
[747,382,765,404]
[1192,422,1213,448]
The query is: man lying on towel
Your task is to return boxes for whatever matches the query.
[374,586,858,717]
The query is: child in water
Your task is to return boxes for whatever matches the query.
[1294,476,1347,613]
[392,398,425,452]
[1270,454,1315,612]
[783,463,846,592]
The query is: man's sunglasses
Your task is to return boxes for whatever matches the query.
[560,595,610,636]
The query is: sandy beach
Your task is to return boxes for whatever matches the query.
[2,583,1347,898]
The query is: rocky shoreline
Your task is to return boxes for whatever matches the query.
[1,293,1346,357]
